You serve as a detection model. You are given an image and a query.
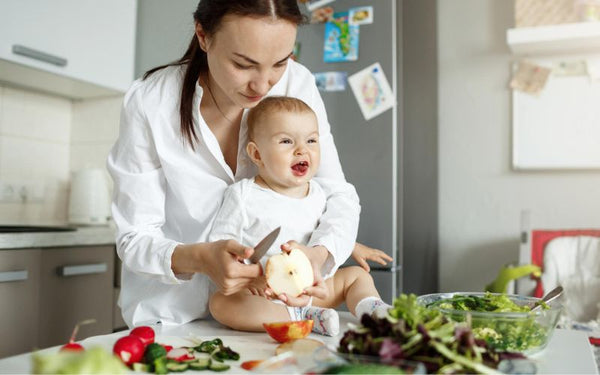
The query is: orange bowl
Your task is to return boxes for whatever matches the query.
[262,319,314,343]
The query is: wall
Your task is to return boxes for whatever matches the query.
[135,0,198,78]
[71,97,122,174]
[0,85,71,223]
[438,0,600,292]
[0,86,122,224]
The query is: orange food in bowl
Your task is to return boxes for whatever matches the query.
[262,320,314,343]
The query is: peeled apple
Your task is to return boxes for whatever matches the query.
[265,249,314,297]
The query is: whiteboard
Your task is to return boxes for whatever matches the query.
[512,74,600,169]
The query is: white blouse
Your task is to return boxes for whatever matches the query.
[107,59,360,327]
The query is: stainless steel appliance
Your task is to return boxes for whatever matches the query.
[296,0,400,303]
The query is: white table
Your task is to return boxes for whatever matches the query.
[0,313,597,374]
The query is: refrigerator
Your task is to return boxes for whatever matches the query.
[296,0,400,303]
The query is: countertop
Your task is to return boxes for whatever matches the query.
[0,313,597,374]
[0,225,116,249]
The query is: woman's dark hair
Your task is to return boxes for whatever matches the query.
[143,0,305,150]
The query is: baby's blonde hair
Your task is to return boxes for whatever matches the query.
[246,96,316,140]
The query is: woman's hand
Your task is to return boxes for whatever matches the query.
[172,240,261,296]
[351,242,393,272]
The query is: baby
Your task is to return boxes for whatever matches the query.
[208,96,392,336]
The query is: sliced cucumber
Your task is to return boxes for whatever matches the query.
[189,358,211,370]
[132,362,150,373]
[165,361,189,372]
[208,361,230,372]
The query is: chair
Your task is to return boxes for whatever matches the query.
[517,229,600,322]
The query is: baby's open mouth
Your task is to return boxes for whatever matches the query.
[291,161,309,175]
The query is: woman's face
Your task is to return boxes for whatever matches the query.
[197,15,297,109]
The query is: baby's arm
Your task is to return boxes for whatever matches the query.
[351,243,393,272]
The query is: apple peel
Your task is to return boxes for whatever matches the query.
[263,320,314,343]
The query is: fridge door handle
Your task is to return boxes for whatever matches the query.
[370,265,402,272]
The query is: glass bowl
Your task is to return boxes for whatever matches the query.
[311,345,426,374]
[417,292,563,355]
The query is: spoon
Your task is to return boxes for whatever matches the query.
[530,285,563,311]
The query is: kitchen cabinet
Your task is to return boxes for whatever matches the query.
[0,245,116,358]
[507,22,600,55]
[0,249,41,358]
[0,0,137,99]
[38,246,114,349]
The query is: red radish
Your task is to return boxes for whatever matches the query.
[60,318,96,352]
[113,335,145,365]
[60,342,84,352]
[161,344,173,353]
[166,347,195,362]
[129,326,155,346]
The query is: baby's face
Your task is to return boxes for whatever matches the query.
[251,111,320,190]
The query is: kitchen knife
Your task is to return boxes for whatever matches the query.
[248,226,281,264]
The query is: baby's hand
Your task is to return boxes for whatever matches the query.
[247,275,269,297]
[270,262,328,307]
[351,242,393,272]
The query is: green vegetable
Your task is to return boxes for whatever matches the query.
[427,292,530,313]
[188,358,210,370]
[144,343,167,363]
[324,363,406,374]
[208,361,230,372]
[212,346,240,362]
[32,346,128,374]
[338,293,526,374]
[126,337,239,373]
[153,357,168,375]
[195,338,222,353]
[165,361,189,372]
[426,293,550,352]
[195,337,239,362]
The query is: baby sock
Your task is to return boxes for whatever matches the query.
[355,296,393,318]
[288,306,340,336]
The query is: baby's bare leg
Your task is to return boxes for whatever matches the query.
[209,291,289,332]
[313,266,380,315]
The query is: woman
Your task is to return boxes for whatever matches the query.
[108,0,373,328]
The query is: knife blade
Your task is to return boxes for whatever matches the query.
[249,226,281,264]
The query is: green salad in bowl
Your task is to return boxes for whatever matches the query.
[417,292,562,354]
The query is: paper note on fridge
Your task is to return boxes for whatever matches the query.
[348,62,395,121]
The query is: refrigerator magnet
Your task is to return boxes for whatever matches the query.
[302,0,336,11]
[310,6,334,24]
[348,63,395,121]
[349,6,374,25]
[323,11,359,63]
[314,71,347,92]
